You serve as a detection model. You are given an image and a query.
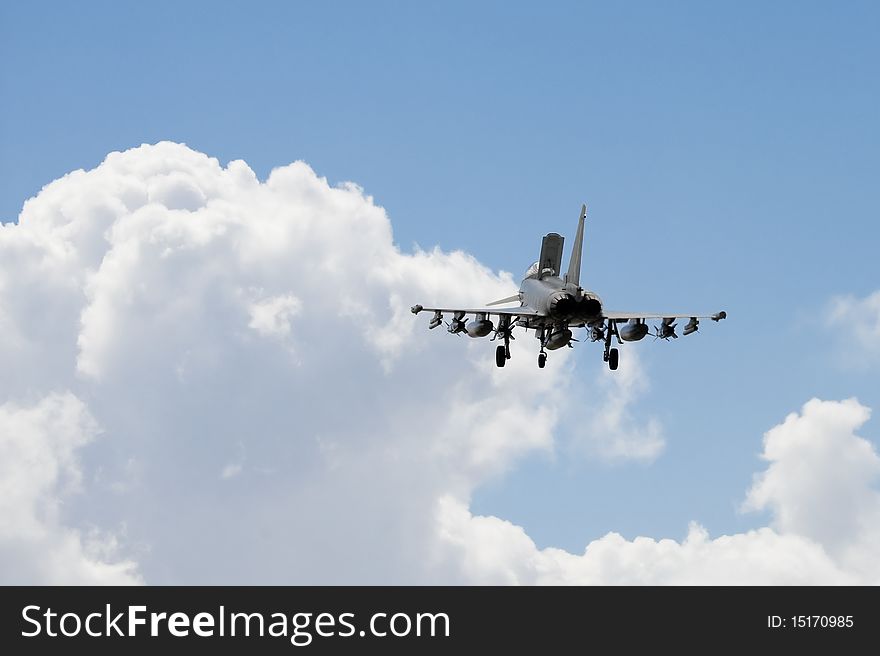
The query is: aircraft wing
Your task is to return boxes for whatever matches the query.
[603,311,727,322]
[411,304,541,317]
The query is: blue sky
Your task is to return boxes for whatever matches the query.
[2,1,878,557]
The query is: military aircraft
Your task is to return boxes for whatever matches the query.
[411,204,726,370]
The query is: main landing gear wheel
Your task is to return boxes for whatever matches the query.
[538,352,547,369]
[495,344,506,368]
[608,347,619,371]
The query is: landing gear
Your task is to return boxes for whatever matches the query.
[492,318,514,367]
[538,352,547,368]
[603,320,620,371]
[608,347,619,371]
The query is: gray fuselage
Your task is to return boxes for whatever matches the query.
[519,275,603,327]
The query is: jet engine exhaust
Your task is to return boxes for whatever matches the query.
[580,298,602,316]
[550,293,602,319]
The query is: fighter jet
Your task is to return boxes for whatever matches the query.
[411,204,726,370]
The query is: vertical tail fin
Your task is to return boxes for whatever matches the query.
[565,204,587,286]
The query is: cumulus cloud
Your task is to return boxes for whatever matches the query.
[440,397,879,584]
[247,293,302,339]
[2,142,877,585]
[744,398,880,580]
[0,142,574,583]
[0,393,141,584]
[438,500,853,584]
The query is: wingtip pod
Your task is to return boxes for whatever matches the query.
[711,311,727,322]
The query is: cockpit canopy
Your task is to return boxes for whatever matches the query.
[524,261,556,280]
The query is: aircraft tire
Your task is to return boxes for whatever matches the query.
[609,347,619,371]
[495,345,506,368]
[538,352,547,368]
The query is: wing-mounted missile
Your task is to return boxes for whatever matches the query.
[411,305,445,329]
[620,319,649,342]
[683,317,698,336]
[655,317,678,340]
[491,315,516,342]
[447,311,466,334]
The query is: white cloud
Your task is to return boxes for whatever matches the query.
[2,142,876,585]
[0,393,141,584]
[564,349,665,462]
[827,290,880,364]
[439,398,879,584]
[0,142,577,583]
[437,499,853,584]
[744,398,880,580]
[247,292,302,338]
